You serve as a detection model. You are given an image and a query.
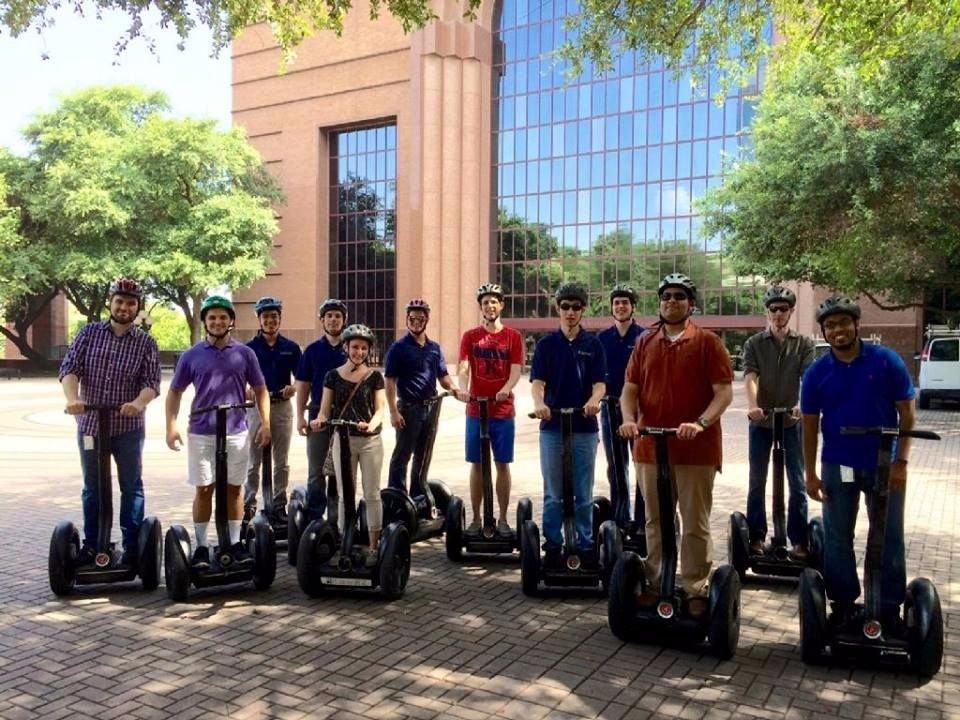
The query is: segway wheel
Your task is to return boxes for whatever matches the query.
[598,520,623,594]
[381,488,418,534]
[906,578,943,677]
[164,525,192,602]
[286,493,305,567]
[445,495,465,561]
[592,496,613,540]
[48,521,79,596]
[707,564,741,659]
[379,522,411,600]
[516,497,533,529]
[428,480,452,515]
[608,551,643,642]
[297,520,336,598]
[520,520,541,597]
[250,519,277,591]
[138,516,163,591]
[798,568,827,665]
[728,512,750,578]
[808,517,825,572]
[358,499,370,546]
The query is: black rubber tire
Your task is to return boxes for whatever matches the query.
[599,520,623,594]
[798,568,827,665]
[608,551,643,642]
[287,496,305,567]
[379,523,412,600]
[297,520,336,598]
[707,564,741,659]
[728,512,750,579]
[381,488,419,535]
[445,496,465,561]
[48,521,79,596]
[516,497,533,554]
[520,520,541,597]
[917,390,931,410]
[808,518,825,572]
[428,480,452,515]
[592,496,613,540]
[250,519,277,591]
[906,577,944,677]
[163,526,192,602]
[138,516,162,592]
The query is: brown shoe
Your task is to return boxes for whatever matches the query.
[789,546,809,561]
[749,541,764,555]
[686,596,709,619]
[637,591,659,608]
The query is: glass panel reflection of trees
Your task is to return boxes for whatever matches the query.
[329,124,397,361]
[493,0,768,318]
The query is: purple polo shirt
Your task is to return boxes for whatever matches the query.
[171,339,266,435]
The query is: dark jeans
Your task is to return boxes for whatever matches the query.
[305,430,337,522]
[600,402,644,526]
[77,428,145,549]
[821,462,906,614]
[747,422,808,546]
[388,404,431,495]
[540,430,598,551]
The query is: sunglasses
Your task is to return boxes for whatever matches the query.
[559,303,584,311]
[768,305,791,314]
[659,291,689,302]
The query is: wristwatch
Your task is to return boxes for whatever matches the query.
[697,415,711,429]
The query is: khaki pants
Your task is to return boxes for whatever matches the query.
[244,402,293,506]
[636,462,716,597]
[333,433,384,532]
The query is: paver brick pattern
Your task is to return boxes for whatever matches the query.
[0,375,957,719]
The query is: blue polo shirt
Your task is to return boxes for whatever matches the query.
[383,333,449,405]
[295,336,347,419]
[247,333,302,394]
[598,322,644,398]
[530,328,607,433]
[800,342,914,471]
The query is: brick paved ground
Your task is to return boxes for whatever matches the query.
[0,375,957,720]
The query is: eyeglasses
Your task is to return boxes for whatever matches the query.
[768,305,791,314]
[559,303,584,312]
[659,291,689,302]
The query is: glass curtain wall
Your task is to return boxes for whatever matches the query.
[492,0,767,320]
[329,123,397,362]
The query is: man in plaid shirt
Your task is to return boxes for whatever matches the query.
[59,278,161,568]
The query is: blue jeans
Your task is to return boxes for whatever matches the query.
[747,422,808,546]
[77,428,145,549]
[540,430,598,551]
[821,462,906,614]
[388,404,432,495]
[600,403,643,526]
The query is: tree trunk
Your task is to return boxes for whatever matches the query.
[0,290,57,365]
[188,292,203,344]
[0,325,47,364]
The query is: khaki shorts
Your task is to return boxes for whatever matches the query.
[188,432,249,487]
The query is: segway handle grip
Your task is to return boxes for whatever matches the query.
[527,407,581,418]
[469,395,493,403]
[840,426,941,441]
[425,390,457,405]
[81,404,122,412]
[326,418,363,428]
[191,401,256,416]
[268,390,286,401]
[638,427,679,437]
[764,406,793,415]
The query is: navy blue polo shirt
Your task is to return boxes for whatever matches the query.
[598,322,644,399]
[247,333,302,394]
[800,342,914,471]
[530,328,607,433]
[295,336,347,419]
[383,333,449,405]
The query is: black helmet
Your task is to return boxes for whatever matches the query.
[254,296,283,315]
[109,278,143,301]
[609,283,637,305]
[476,283,504,303]
[318,298,347,318]
[658,273,697,301]
[341,324,376,346]
[763,286,796,308]
[406,298,431,315]
[816,295,861,324]
[554,282,588,306]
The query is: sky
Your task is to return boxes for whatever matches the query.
[0,7,232,155]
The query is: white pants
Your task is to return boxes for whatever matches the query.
[332,433,384,532]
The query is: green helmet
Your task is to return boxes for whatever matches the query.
[609,283,638,305]
[200,295,236,321]
[554,282,588,306]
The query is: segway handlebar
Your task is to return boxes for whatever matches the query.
[763,407,794,415]
[638,427,679,437]
[269,390,287,402]
[840,426,941,441]
[325,418,363,429]
[80,404,122,412]
[527,407,583,418]
[191,401,256,416]
[425,390,457,405]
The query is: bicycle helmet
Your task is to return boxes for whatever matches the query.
[554,282,588,306]
[341,324,376,346]
[763,286,796,308]
[109,278,143,301]
[318,298,348,318]
[200,295,236,321]
[476,283,505,304]
[406,298,431,315]
[254,296,283,315]
[609,283,638,305]
[816,295,861,324]
[657,273,697,301]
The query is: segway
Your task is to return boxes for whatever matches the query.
[607,427,741,659]
[287,408,338,566]
[242,391,289,545]
[798,426,943,676]
[596,396,646,590]
[381,391,456,544]
[446,396,533,560]
[163,402,277,601]
[297,418,411,598]
[729,407,823,579]
[519,408,613,596]
[49,404,162,595]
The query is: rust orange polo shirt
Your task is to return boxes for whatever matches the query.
[624,320,733,468]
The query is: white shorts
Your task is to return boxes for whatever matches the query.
[187,433,249,487]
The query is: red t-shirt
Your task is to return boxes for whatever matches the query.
[459,325,524,419]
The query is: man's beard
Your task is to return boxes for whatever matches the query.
[207,328,231,340]
[110,311,134,326]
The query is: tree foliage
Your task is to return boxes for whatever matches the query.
[701,39,960,315]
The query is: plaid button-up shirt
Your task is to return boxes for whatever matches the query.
[59,321,161,437]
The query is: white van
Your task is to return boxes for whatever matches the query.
[917,326,960,409]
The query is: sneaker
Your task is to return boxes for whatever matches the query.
[192,546,211,569]
[365,548,379,568]
[497,519,511,535]
[749,540,765,555]
[467,520,482,533]
[789,545,809,561]
[230,542,254,567]
[120,546,138,569]
[242,503,257,523]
